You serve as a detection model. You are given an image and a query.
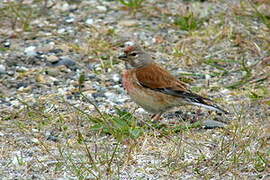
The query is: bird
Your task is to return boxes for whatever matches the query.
[118,44,228,120]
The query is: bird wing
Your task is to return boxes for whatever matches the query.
[135,63,228,114]
[135,63,188,91]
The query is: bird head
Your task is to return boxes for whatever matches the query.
[118,45,153,69]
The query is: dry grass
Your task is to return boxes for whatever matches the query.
[1,97,269,179]
[0,0,269,179]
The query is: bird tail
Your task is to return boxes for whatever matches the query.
[175,90,229,114]
[189,101,228,114]
[151,88,229,114]
[180,92,229,114]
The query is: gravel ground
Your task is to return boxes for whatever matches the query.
[0,0,269,179]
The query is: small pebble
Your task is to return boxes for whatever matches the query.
[104,92,116,99]
[0,64,6,74]
[205,74,211,80]
[88,74,97,79]
[119,20,138,27]
[57,28,66,34]
[46,68,60,76]
[48,49,63,54]
[112,74,121,82]
[24,46,37,56]
[16,66,28,72]
[3,41,10,48]
[16,82,28,89]
[31,129,39,133]
[51,56,76,68]
[47,55,59,62]
[65,16,75,23]
[85,18,94,25]
[136,108,146,114]
[96,5,107,12]
[57,2,70,11]
[125,41,135,46]
[92,92,105,98]
[47,135,58,142]
[11,151,21,166]
[31,138,39,144]
[202,120,226,129]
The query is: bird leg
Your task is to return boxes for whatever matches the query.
[151,113,162,121]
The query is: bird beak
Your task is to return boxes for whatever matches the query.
[118,53,127,60]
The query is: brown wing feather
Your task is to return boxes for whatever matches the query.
[135,63,188,91]
[134,63,228,114]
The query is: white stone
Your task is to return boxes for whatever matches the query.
[85,18,94,25]
[0,64,6,73]
[96,5,107,12]
[104,92,115,99]
[125,41,135,46]
[24,46,37,56]
[57,28,66,34]
[31,138,39,144]
[205,74,211,80]
[112,74,120,82]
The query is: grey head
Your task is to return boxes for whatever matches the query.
[118,45,153,69]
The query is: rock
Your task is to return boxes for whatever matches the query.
[0,64,6,74]
[96,5,107,12]
[35,74,47,83]
[45,68,60,76]
[11,151,21,166]
[51,56,76,68]
[45,131,59,142]
[104,91,116,99]
[88,74,97,79]
[119,20,138,27]
[205,74,211,80]
[65,16,75,23]
[47,55,59,62]
[87,63,100,71]
[47,135,58,142]
[85,18,94,25]
[112,73,121,82]
[16,82,28,89]
[202,120,226,129]
[125,41,135,46]
[24,46,37,57]
[54,2,70,11]
[16,66,28,72]
[164,110,184,119]
[57,28,66,34]
[31,138,39,144]
[3,41,10,48]
[17,86,32,93]
[92,92,105,98]
[48,49,63,54]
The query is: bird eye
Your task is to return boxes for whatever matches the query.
[130,52,137,56]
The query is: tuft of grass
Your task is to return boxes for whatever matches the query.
[0,1,41,31]
[77,73,144,143]
[88,108,144,142]
[226,57,253,89]
[248,87,269,101]
[183,0,207,2]
[117,0,145,10]
[0,47,8,52]
[249,1,270,29]
[174,13,204,31]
